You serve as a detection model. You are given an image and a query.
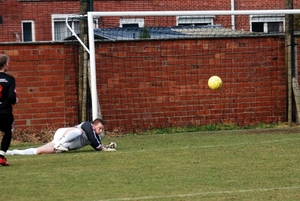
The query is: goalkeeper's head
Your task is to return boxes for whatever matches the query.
[92,118,105,135]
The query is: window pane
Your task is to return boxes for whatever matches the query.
[66,21,73,37]
[66,21,79,37]
[73,21,80,33]
[268,22,282,32]
[177,16,214,25]
[252,22,264,32]
[122,24,139,28]
[23,22,32,41]
[54,21,66,40]
[178,23,210,26]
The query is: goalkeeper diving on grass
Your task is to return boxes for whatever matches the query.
[6,118,117,155]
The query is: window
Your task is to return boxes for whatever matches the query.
[250,15,284,33]
[52,14,99,41]
[52,14,80,41]
[120,18,144,28]
[176,15,215,26]
[22,20,35,42]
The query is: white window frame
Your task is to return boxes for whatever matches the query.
[250,15,285,33]
[120,18,144,28]
[176,15,215,26]
[22,20,35,42]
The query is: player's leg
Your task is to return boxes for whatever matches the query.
[52,128,68,143]
[6,142,62,155]
[52,128,72,151]
[59,128,83,143]
[6,148,38,155]
[63,135,89,151]
[0,113,14,165]
[5,128,67,156]
[54,128,83,151]
[36,142,57,154]
[0,129,12,156]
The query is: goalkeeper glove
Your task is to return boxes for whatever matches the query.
[106,142,117,149]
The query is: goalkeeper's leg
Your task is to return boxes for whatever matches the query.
[53,128,83,151]
[5,148,37,155]
[53,128,83,143]
[63,135,87,151]
[5,142,58,155]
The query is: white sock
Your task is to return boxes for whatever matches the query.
[5,150,13,155]
[15,148,37,155]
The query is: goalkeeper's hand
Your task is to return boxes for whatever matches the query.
[106,142,117,149]
[102,147,116,151]
[102,142,117,151]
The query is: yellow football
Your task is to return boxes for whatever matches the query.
[208,75,222,90]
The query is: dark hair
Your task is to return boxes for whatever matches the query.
[0,54,9,69]
[92,118,105,126]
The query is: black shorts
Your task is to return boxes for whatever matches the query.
[0,113,14,132]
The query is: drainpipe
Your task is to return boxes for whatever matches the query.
[231,0,235,30]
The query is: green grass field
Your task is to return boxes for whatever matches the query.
[2,128,300,201]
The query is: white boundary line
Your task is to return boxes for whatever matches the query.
[97,185,300,201]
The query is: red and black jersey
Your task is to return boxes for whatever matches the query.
[0,72,17,114]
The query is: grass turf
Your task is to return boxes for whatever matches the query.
[2,128,300,201]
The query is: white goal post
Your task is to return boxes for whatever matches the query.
[87,9,300,120]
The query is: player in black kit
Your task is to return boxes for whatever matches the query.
[0,54,17,166]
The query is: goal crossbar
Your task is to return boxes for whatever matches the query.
[87,9,300,120]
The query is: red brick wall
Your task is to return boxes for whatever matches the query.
[0,36,289,133]
[0,43,79,130]
[95,37,287,132]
